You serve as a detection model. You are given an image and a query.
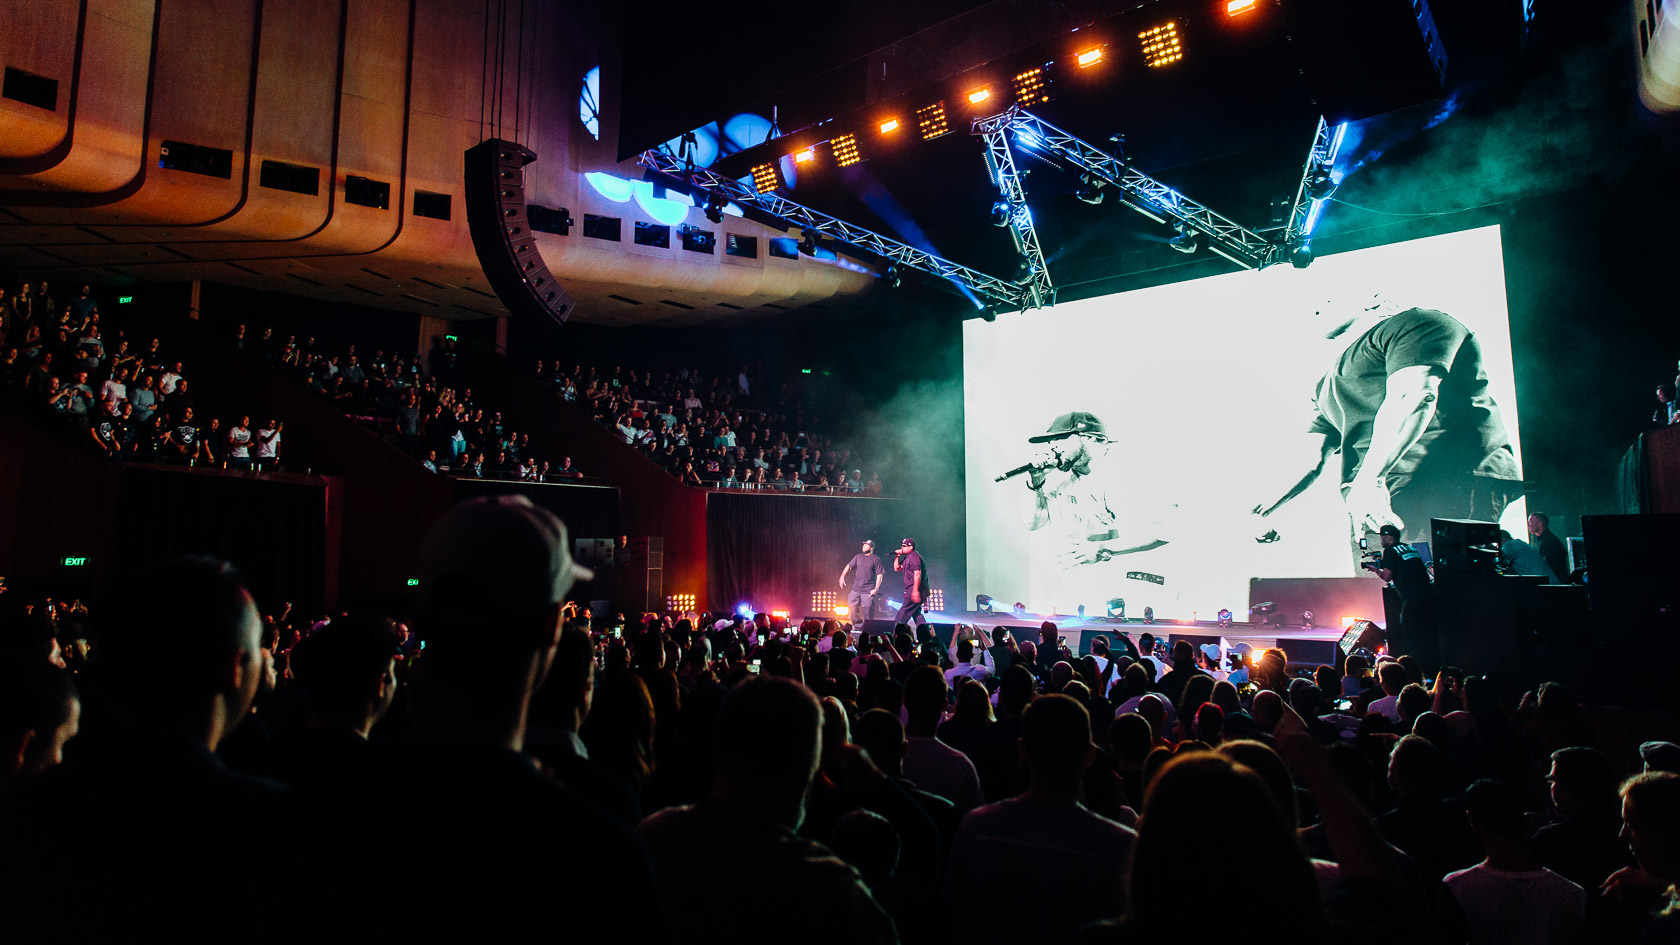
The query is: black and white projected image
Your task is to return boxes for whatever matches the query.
[964,226,1526,620]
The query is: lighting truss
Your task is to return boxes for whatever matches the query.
[975,107,1281,269]
[975,119,1055,308]
[1279,117,1347,247]
[637,147,1026,308]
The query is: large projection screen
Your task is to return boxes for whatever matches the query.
[964,226,1525,620]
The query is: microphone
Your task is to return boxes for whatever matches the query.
[994,454,1054,482]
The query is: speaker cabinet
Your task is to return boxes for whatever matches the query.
[1431,518,1501,579]
[464,139,577,326]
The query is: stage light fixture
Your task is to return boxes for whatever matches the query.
[1302,611,1315,628]
[1168,222,1200,254]
[1139,23,1183,68]
[1076,46,1105,67]
[1142,607,1155,624]
[1289,240,1314,269]
[665,593,696,613]
[1012,602,1028,617]
[811,590,837,613]
[916,102,950,139]
[798,228,819,255]
[989,199,1012,227]
[702,191,727,224]
[736,602,754,617]
[750,163,779,194]
[1074,175,1104,205]
[1106,598,1126,618]
[834,605,850,617]
[977,594,995,613]
[928,589,944,611]
[883,263,902,288]
[879,118,901,134]
[794,148,815,164]
[1013,256,1035,284]
[1227,0,1257,14]
[1217,608,1233,627]
[1305,164,1337,201]
[771,609,790,620]
[832,133,861,167]
[1013,67,1049,105]
[966,87,992,106]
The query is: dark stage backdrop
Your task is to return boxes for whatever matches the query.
[117,467,329,618]
[708,493,958,616]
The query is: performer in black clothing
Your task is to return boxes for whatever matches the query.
[1364,523,1440,666]
[1528,512,1569,579]
[1255,300,1523,548]
[892,538,929,628]
[838,539,885,621]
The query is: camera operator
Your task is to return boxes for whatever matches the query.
[1363,523,1441,667]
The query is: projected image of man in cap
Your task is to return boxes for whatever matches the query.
[1017,411,1170,568]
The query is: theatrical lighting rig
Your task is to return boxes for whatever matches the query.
[1168,220,1200,254]
[832,133,861,167]
[1278,117,1349,255]
[917,102,951,140]
[1138,22,1183,68]
[1074,174,1105,205]
[638,146,1028,308]
[976,115,1055,308]
[974,107,1281,269]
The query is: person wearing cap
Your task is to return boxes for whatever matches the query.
[892,538,930,628]
[1364,522,1440,665]
[286,497,662,941]
[1015,411,1175,570]
[1250,294,1522,548]
[837,539,885,622]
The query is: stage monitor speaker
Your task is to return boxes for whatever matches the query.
[464,139,577,327]
[1278,639,1340,670]
[1431,518,1500,578]
[1281,0,1448,125]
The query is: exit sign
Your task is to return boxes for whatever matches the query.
[117,296,134,304]
[63,556,88,567]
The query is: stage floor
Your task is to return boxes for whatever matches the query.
[876,611,1354,663]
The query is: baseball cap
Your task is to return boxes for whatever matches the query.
[1028,411,1108,443]
[1641,740,1680,774]
[1200,643,1223,663]
[417,496,593,618]
[1379,524,1402,538]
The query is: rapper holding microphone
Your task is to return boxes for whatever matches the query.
[891,538,931,629]
[997,411,1174,571]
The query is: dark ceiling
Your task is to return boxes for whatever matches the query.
[621,0,1571,309]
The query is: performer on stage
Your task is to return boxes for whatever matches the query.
[838,538,885,622]
[892,538,930,628]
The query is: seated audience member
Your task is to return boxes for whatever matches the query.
[527,625,642,828]
[1444,779,1584,945]
[262,613,401,786]
[1603,772,1680,941]
[1531,747,1633,889]
[944,694,1136,945]
[1074,752,1329,943]
[638,677,897,945]
[902,665,985,815]
[1367,660,1409,723]
[962,665,1035,803]
[1379,735,1482,884]
[295,497,659,941]
[0,557,284,942]
[0,660,79,790]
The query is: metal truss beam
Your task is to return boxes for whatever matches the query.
[637,148,1026,310]
[976,107,1281,270]
[1280,117,1346,248]
[976,122,1055,309]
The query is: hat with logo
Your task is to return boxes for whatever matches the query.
[1028,411,1109,443]
[1379,524,1402,539]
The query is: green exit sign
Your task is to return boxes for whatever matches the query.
[117,296,134,304]
[63,556,88,567]
[406,578,419,587]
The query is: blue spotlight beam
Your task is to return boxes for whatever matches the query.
[975,120,1055,309]
[976,107,1281,270]
[637,147,1027,309]
[1280,117,1346,247]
